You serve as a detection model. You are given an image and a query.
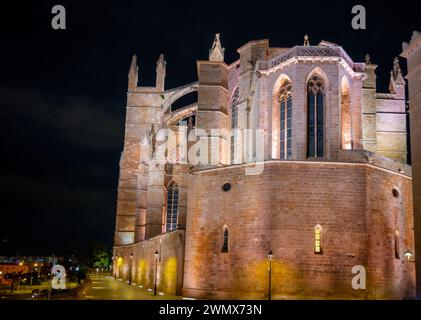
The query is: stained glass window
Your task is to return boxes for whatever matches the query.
[279,80,292,159]
[165,182,179,232]
[307,75,325,158]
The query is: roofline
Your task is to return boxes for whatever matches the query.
[237,39,269,53]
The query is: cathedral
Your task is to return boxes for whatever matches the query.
[112,34,417,299]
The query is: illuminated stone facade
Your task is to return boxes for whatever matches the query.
[401,30,421,298]
[113,35,415,298]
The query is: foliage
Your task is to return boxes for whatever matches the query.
[79,241,111,269]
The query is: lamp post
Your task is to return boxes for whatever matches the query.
[129,253,133,285]
[153,250,160,296]
[404,250,415,263]
[267,250,273,301]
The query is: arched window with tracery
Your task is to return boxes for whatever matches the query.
[307,75,325,158]
[230,87,240,163]
[165,182,179,232]
[279,80,292,159]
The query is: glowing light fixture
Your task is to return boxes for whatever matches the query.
[404,250,414,262]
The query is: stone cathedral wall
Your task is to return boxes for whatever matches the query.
[113,230,185,296]
[182,161,415,299]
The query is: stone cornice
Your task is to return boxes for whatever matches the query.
[258,56,366,80]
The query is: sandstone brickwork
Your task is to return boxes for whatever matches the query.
[113,35,415,299]
[401,30,421,298]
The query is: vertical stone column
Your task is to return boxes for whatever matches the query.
[350,76,364,150]
[115,55,166,245]
[362,61,377,153]
[401,31,421,298]
[195,61,229,167]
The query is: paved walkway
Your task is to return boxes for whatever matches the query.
[84,274,182,300]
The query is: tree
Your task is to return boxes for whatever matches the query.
[79,241,110,269]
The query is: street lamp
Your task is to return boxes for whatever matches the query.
[404,250,415,262]
[153,250,160,296]
[129,253,133,285]
[267,250,273,301]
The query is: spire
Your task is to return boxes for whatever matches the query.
[209,33,225,62]
[389,57,405,94]
[156,54,166,91]
[128,54,138,90]
[157,54,166,67]
[304,34,310,46]
[365,54,371,65]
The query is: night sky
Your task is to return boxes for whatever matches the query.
[0,0,419,256]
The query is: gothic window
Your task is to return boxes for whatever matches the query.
[279,80,292,159]
[314,225,322,254]
[394,231,400,259]
[307,75,325,158]
[221,227,229,253]
[231,87,240,163]
[165,182,179,233]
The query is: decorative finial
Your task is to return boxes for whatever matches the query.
[389,57,405,92]
[304,35,310,46]
[128,54,138,90]
[157,54,165,65]
[131,54,137,68]
[209,33,225,62]
[365,54,371,65]
[393,57,401,77]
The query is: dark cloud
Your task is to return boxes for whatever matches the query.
[0,86,122,150]
[0,86,123,255]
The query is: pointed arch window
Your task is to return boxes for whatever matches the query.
[394,231,400,259]
[165,182,179,232]
[230,87,240,164]
[314,225,322,254]
[307,75,325,158]
[279,80,292,159]
[222,226,229,253]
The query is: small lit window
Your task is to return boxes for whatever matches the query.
[314,225,322,254]
[221,227,228,253]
